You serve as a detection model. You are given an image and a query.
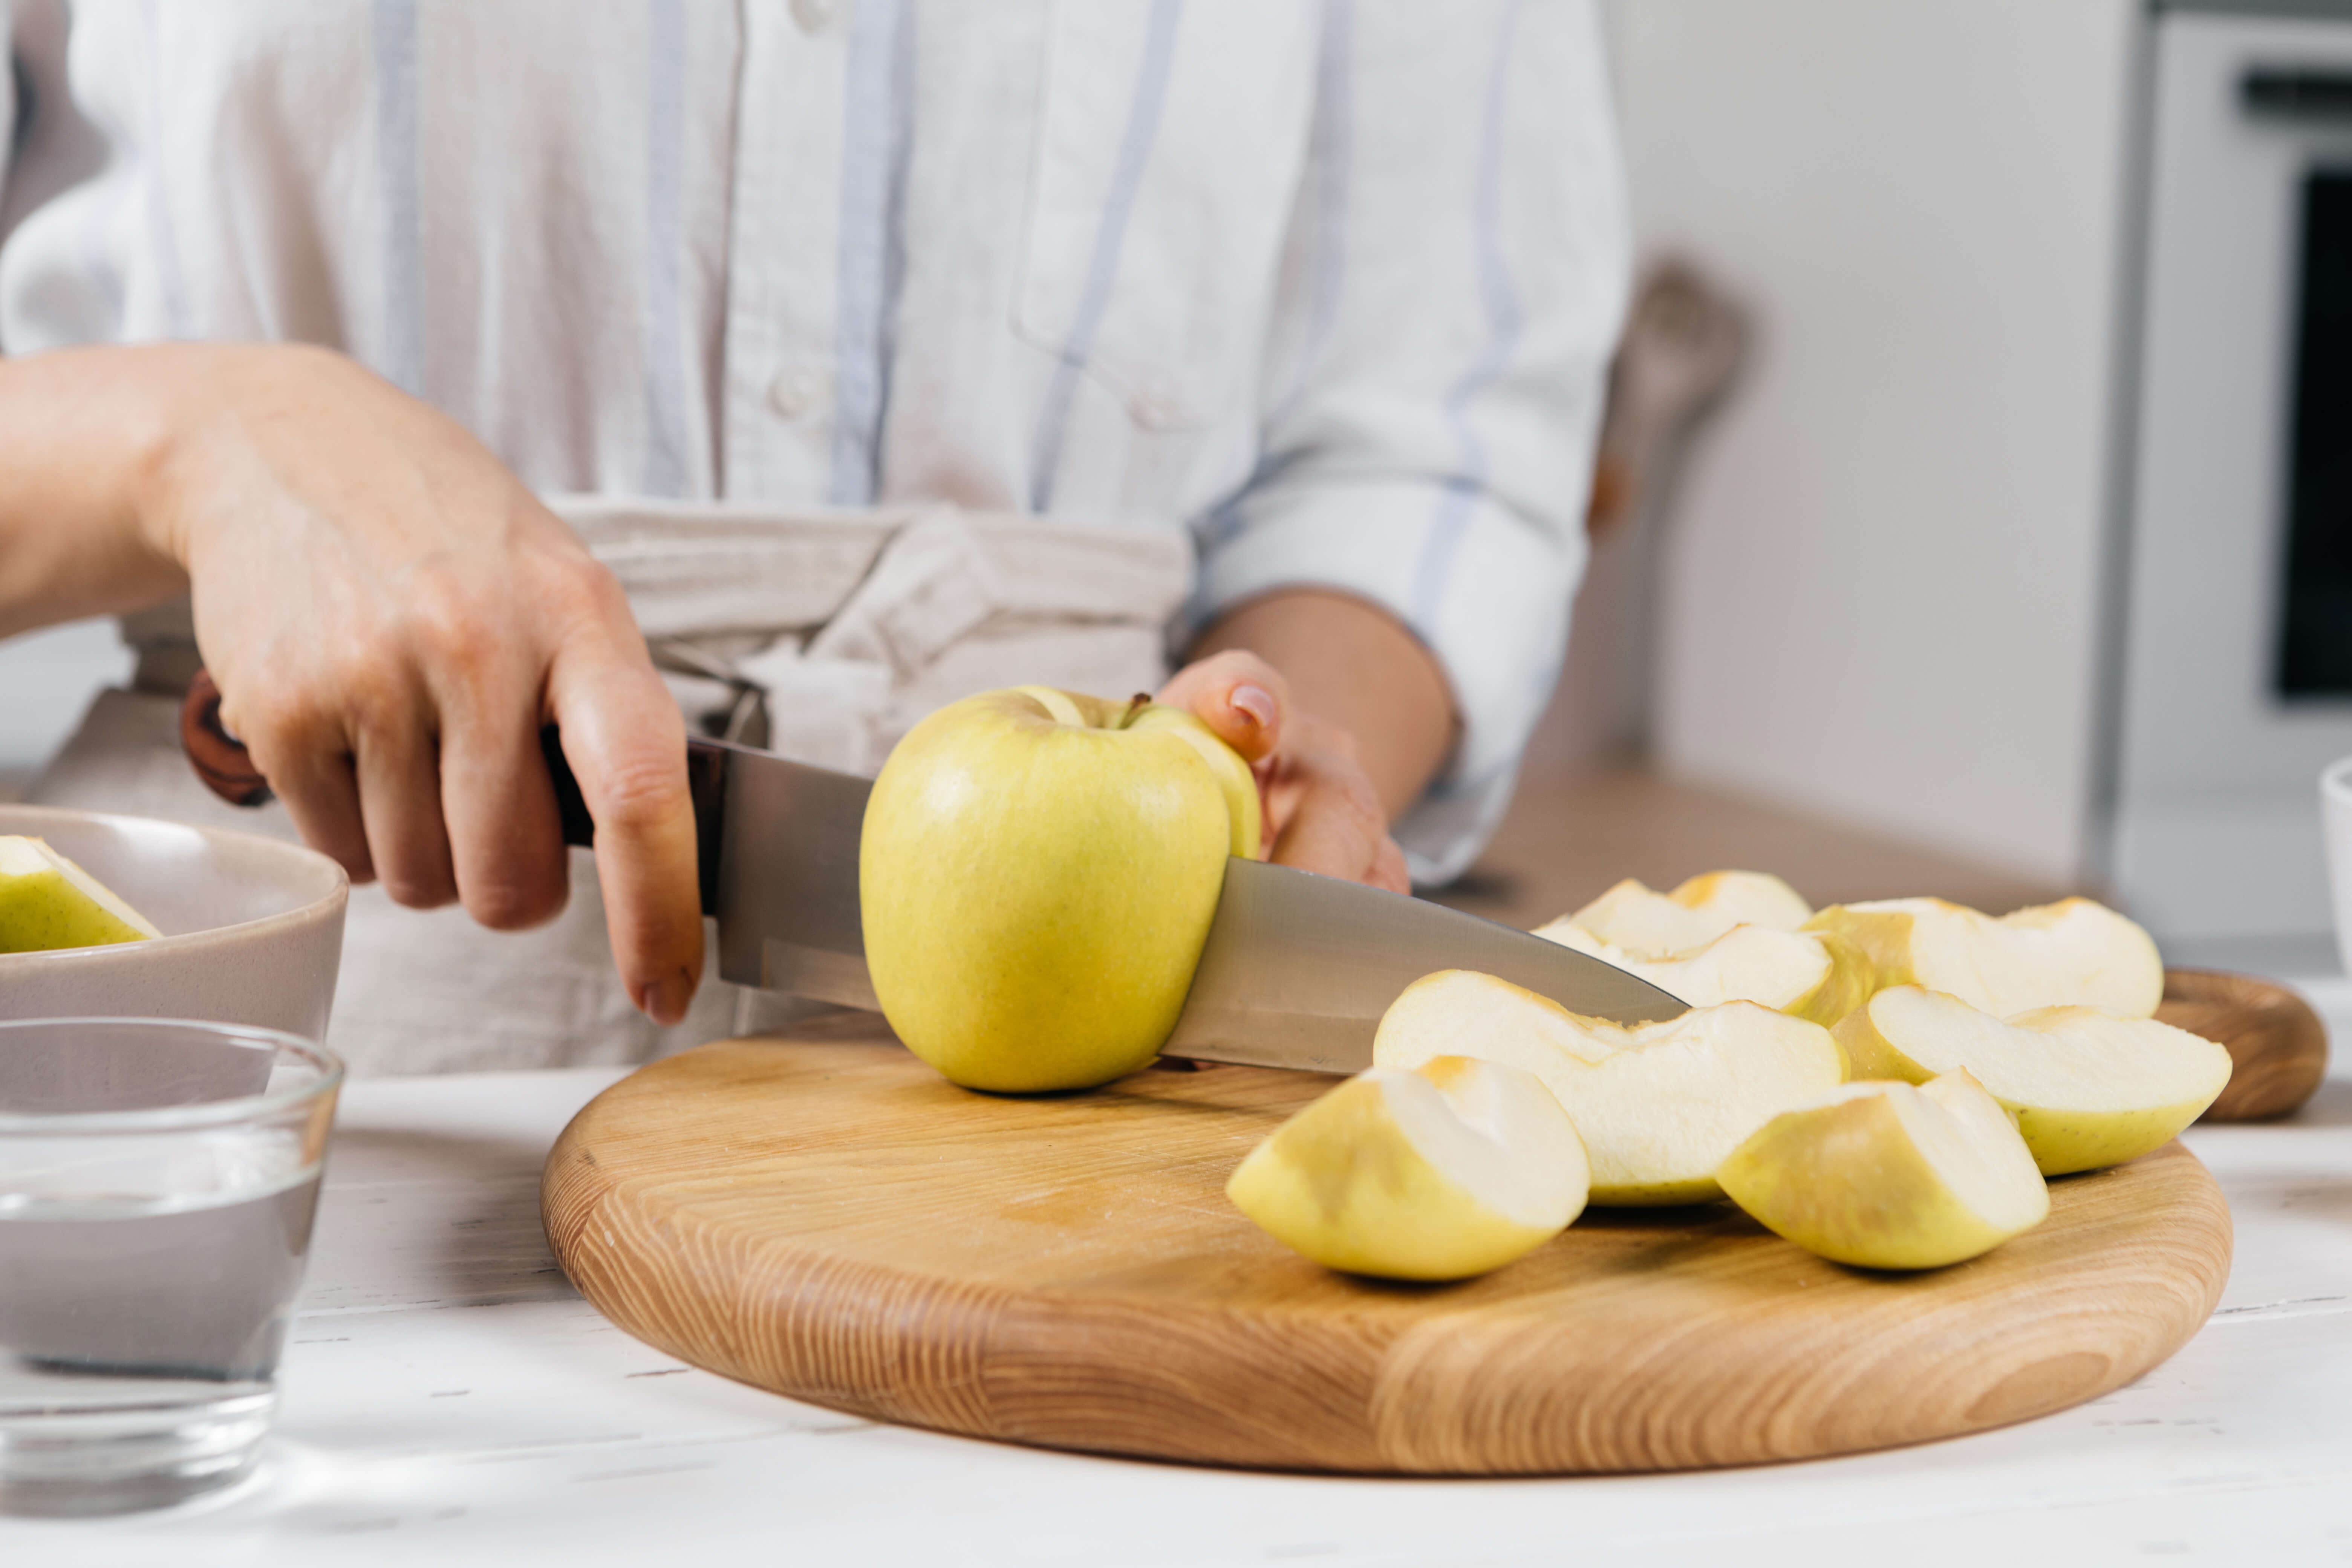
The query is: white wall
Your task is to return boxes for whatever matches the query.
[0,618,128,777]
[1607,0,2136,883]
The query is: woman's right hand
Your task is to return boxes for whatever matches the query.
[0,343,705,1025]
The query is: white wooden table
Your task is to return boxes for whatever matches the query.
[12,989,2352,1568]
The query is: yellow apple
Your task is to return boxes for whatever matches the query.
[1565,870,1812,958]
[1803,896,2162,1018]
[1533,919,1872,1027]
[860,686,1261,1092]
[1226,1055,1590,1281]
[1717,1069,2050,1270]
[1372,971,1846,1205]
[0,835,161,953]
[1833,985,2232,1175]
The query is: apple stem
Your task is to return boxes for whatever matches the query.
[1119,693,1151,730]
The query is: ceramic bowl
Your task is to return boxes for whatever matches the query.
[0,805,347,1039]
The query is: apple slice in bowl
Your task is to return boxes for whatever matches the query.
[0,833,162,952]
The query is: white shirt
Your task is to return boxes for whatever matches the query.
[0,0,1627,881]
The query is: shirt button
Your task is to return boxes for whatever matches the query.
[1130,387,1190,431]
[790,0,838,35]
[767,366,832,420]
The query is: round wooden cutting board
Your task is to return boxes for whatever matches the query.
[542,1014,2233,1475]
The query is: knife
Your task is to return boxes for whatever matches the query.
[181,673,1688,1073]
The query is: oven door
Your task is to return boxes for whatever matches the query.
[2105,6,2352,958]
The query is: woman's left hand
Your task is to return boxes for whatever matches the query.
[1158,650,1410,894]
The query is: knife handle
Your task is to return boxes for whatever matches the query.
[181,668,731,913]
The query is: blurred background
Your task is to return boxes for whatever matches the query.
[5,0,2345,971]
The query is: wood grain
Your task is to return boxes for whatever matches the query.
[542,1014,2233,1476]
[2164,968,2331,1123]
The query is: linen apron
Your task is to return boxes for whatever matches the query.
[29,502,1189,1075]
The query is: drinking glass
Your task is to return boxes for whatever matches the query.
[2324,759,2352,976]
[0,1017,340,1516]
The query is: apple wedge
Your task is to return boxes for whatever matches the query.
[1373,971,1846,1205]
[1564,870,1812,958]
[1225,1055,1589,1281]
[1533,920,1872,1027]
[0,835,161,954]
[1834,985,2232,1175]
[1717,1069,2050,1270]
[1804,896,2162,1018]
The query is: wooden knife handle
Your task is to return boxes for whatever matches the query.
[181,668,732,912]
[181,668,275,808]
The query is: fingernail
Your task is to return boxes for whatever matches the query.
[1231,684,1276,731]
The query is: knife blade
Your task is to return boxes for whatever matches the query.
[695,740,1688,1073]
[179,675,1690,1074]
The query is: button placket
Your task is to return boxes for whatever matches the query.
[721,1,850,499]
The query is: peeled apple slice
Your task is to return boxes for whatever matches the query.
[1804,896,2162,1018]
[1717,1069,2051,1270]
[1564,870,1813,958]
[1533,920,1872,1027]
[0,835,161,954]
[1225,1055,1589,1281]
[1835,985,2232,1175]
[1373,971,1847,1206]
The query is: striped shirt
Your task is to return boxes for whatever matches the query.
[0,0,1627,880]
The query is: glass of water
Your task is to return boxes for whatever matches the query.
[0,1017,340,1516]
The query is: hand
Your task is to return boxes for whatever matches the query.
[1158,650,1410,893]
[138,345,703,1024]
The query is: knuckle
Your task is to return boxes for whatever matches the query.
[541,550,630,627]
[227,687,331,762]
[589,755,689,835]
[465,876,565,933]
[399,564,500,673]
[334,653,410,726]
[380,873,457,911]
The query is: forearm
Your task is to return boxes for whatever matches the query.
[1188,589,1458,823]
[0,345,194,639]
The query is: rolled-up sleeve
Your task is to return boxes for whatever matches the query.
[1186,0,1629,884]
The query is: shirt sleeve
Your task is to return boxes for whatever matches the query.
[1184,0,1630,885]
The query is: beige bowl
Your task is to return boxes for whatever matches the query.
[0,805,347,1039]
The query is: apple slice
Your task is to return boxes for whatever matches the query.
[1804,896,2162,1018]
[1564,870,1812,958]
[0,835,161,954]
[1533,920,1872,1027]
[1835,985,2232,1175]
[1373,972,1847,1205]
[1226,1055,1589,1281]
[1717,1069,2050,1270]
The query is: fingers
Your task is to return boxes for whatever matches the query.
[350,686,458,909]
[435,673,568,933]
[1158,649,1287,765]
[1262,713,1409,892]
[1269,780,1402,890]
[228,688,375,884]
[545,606,704,1028]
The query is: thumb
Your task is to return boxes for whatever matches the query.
[1158,649,1287,765]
